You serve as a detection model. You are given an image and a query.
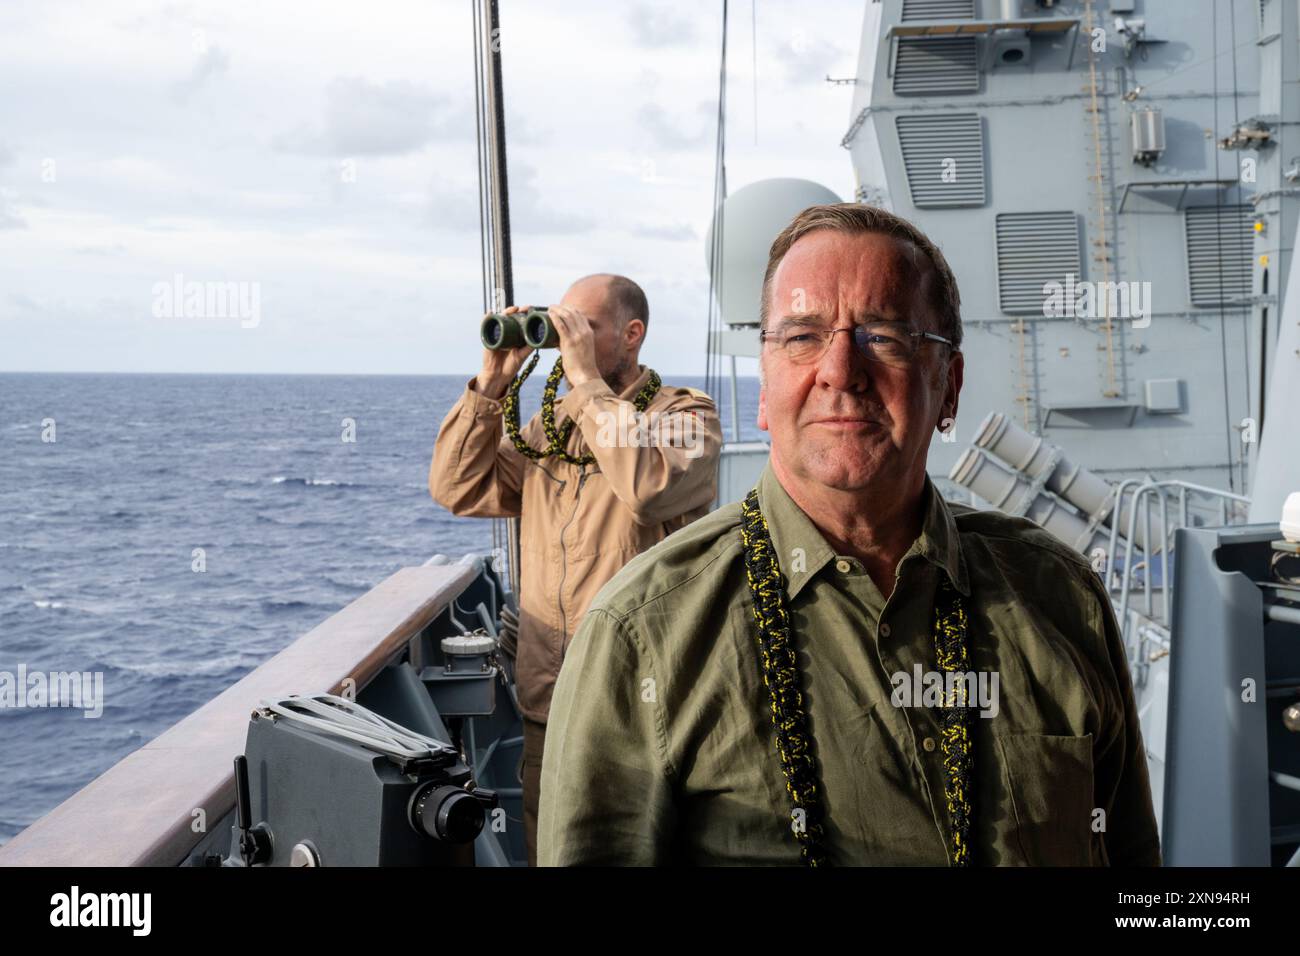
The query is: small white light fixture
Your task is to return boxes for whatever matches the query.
[1282,491,1300,543]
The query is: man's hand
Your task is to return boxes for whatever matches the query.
[476,304,534,398]
[548,305,601,388]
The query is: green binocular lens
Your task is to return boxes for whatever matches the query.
[480,307,558,350]
[480,313,525,350]
[521,308,558,349]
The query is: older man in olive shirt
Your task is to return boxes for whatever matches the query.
[538,204,1161,866]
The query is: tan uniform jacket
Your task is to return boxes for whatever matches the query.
[429,364,723,722]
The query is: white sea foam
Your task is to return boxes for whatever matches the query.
[271,476,347,486]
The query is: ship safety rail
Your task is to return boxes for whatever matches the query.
[1106,478,1252,668]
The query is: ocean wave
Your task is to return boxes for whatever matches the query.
[115,653,258,680]
[324,574,373,591]
[261,597,332,612]
[23,590,126,617]
[254,512,324,528]
[271,476,355,487]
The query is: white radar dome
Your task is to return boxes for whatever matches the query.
[704,178,842,328]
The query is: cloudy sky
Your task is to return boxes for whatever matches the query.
[0,0,866,376]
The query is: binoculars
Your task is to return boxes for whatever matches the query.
[480,307,559,350]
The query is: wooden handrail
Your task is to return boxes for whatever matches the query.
[0,563,479,867]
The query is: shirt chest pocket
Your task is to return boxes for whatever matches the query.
[997,733,1096,866]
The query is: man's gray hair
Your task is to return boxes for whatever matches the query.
[756,203,963,384]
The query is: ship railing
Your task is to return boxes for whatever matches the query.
[1107,478,1251,661]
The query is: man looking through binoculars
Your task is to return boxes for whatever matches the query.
[429,273,723,865]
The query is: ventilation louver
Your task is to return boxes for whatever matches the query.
[893,37,980,96]
[896,113,985,207]
[995,211,1082,315]
[1184,205,1253,307]
[901,0,976,20]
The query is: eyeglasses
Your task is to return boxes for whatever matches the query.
[759,320,955,368]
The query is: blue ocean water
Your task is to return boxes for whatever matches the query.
[0,371,762,845]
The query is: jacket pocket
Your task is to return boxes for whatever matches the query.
[998,733,1095,866]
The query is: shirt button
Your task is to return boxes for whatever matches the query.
[922,737,937,752]
[879,622,892,638]
[835,559,851,573]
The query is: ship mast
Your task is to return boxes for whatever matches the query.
[472,0,520,592]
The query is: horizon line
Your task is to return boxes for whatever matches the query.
[0,369,759,379]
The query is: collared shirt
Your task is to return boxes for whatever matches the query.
[429,364,723,723]
[537,461,1162,865]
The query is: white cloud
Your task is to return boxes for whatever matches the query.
[637,101,715,149]
[0,190,26,230]
[169,43,230,104]
[625,3,698,48]
[630,221,697,241]
[274,76,471,157]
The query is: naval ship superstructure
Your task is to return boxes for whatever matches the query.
[842,0,1300,864]
[848,0,1289,501]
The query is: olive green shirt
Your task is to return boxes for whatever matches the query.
[537,461,1162,866]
